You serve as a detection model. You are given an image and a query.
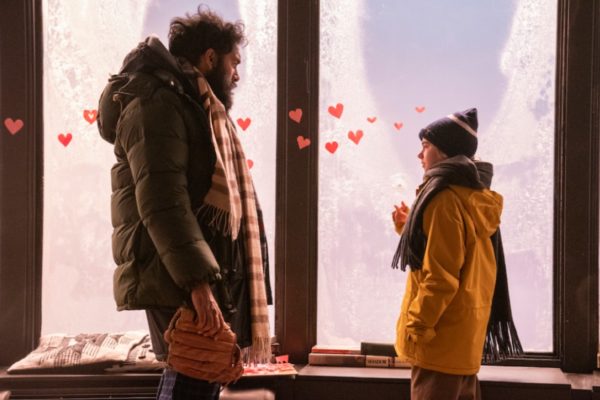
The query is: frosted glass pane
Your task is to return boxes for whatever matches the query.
[42,0,276,335]
[318,0,556,352]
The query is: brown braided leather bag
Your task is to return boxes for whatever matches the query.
[163,307,244,385]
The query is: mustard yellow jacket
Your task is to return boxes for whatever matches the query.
[395,184,503,375]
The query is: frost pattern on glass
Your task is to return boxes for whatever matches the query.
[42,0,153,335]
[42,0,276,335]
[318,0,556,351]
[478,1,557,352]
[319,0,413,346]
[235,1,278,335]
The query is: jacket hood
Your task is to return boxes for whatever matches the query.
[474,160,493,189]
[427,156,501,237]
[97,35,196,144]
[451,184,503,239]
[119,35,181,76]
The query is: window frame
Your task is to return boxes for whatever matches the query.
[0,0,598,373]
[275,0,600,372]
[0,0,43,366]
[553,0,600,372]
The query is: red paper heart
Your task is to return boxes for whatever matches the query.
[415,106,426,113]
[297,135,311,149]
[237,117,251,131]
[58,133,72,147]
[247,159,254,169]
[83,109,98,124]
[325,141,339,154]
[4,118,24,135]
[367,117,377,123]
[289,108,303,123]
[328,103,344,119]
[394,122,404,130]
[348,130,363,145]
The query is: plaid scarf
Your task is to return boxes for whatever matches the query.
[188,67,271,364]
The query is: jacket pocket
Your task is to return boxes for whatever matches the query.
[405,332,417,358]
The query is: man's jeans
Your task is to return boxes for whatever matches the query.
[157,368,221,400]
[147,310,221,400]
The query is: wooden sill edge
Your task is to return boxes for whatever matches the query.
[1,365,599,391]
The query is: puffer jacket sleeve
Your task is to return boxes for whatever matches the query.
[406,191,464,343]
[118,91,220,291]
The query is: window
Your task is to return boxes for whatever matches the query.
[275,0,598,371]
[317,0,556,352]
[38,0,277,335]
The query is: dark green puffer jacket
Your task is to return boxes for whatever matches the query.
[97,37,221,311]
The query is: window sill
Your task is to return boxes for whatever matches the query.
[296,364,600,399]
[1,365,599,399]
[297,364,599,389]
[0,368,294,399]
[0,370,161,398]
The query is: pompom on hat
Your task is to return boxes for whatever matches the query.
[418,108,478,158]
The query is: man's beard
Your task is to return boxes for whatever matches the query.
[205,59,234,111]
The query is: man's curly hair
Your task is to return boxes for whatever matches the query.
[168,6,246,65]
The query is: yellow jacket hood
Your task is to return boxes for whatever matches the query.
[449,184,503,239]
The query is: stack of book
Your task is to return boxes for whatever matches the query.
[308,342,410,368]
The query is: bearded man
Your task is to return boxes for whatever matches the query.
[97,7,272,399]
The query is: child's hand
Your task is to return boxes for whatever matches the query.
[392,201,409,232]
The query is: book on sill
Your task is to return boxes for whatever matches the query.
[310,344,361,355]
[308,353,409,369]
[308,353,366,367]
[310,342,395,357]
[360,342,397,357]
[365,355,410,369]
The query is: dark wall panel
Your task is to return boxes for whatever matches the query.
[0,0,43,366]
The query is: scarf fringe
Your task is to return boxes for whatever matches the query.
[241,337,272,365]
[391,239,402,270]
[196,203,240,239]
[482,320,524,364]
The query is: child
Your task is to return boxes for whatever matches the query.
[391,108,501,400]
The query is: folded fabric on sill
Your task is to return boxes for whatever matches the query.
[7,331,165,374]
